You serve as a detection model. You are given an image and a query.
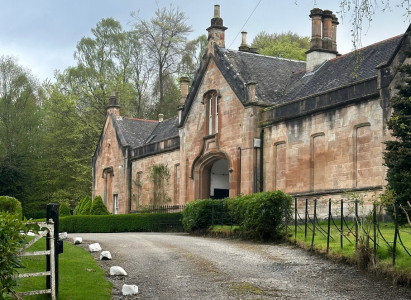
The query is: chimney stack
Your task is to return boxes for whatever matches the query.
[159,114,164,122]
[239,31,250,52]
[246,81,257,102]
[207,5,228,48]
[107,92,120,116]
[306,8,338,73]
[178,76,190,123]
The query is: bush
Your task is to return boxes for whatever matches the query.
[74,196,88,215]
[59,213,182,233]
[59,203,71,217]
[182,191,292,241]
[0,196,22,219]
[77,196,92,215]
[90,196,110,215]
[23,210,46,220]
[0,212,32,298]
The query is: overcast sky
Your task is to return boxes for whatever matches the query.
[0,0,409,82]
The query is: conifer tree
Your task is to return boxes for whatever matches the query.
[59,203,71,217]
[90,196,110,215]
[384,52,411,224]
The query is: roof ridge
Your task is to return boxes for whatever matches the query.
[122,116,158,123]
[328,34,404,62]
[161,115,178,122]
[227,49,306,63]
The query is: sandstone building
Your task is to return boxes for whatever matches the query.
[92,5,411,214]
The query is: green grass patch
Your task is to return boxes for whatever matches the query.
[287,221,411,284]
[15,236,112,299]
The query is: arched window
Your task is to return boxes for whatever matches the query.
[205,91,219,135]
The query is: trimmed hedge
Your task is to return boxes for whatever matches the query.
[23,210,46,220]
[59,213,182,233]
[182,191,292,240]
[0,196,22,219]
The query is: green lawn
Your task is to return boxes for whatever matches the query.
[287,221,411,273]
[15,236,112,300]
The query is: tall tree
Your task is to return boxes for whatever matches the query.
[252,31,310,61]
[178,34,208,80]
[132,4,192,112]
[0,56,42,208]
[384,51,411,224]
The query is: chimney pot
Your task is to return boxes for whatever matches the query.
[207,4,228,48]
[239,30,250,52]
[214,5,220,18]
[159,114,164,122]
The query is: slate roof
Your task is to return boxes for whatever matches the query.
[223,50,306,104]
[112,115,179,149]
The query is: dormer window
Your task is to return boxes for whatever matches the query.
[206,92,219,135]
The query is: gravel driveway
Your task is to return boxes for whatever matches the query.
[70,232,411,300]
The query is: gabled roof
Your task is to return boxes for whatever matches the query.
[112,115,179,149]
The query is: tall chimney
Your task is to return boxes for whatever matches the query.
[107,92,120,116]
[239,31,250,52]
[178,76,190,123]
[207,5,228,48]
[332,14,339,52]
[306,8,338,73]
[322,10,333,51]
[309,8,323,50]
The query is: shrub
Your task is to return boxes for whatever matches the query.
[75,196,88,215]
[182,191,292,241]
[0,212,32,298]
[23,210,46,220]
[59,213,182,233]
[59,203,71,217]
[90,196,110,215]
[77,196,92,215]
[0,196,22,220]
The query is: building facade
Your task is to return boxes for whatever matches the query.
[92,5,411,214]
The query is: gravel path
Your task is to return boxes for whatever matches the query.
[69,232,411,300]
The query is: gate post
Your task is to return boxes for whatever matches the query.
[47,203,60,298]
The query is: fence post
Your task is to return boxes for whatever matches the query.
[305,199,308,239]
[355,200,358,250]
[294,198,297,243]
[46,203,60,299]
[373,203,377,265]
[285,198,288,239]
[393,204,399,266]
[340,199,343,249]
[327,198,331,254]
[310,199,317,255]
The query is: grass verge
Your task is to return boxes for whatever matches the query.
[287,221,411,286]
[15,236,112,299]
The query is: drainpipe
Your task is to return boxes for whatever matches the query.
[260,129,264,192]
[128,149,132,213]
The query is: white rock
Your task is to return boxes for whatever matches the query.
[27,231,36,236]
[110,266,127,276]
[89,243,102,252]
[59,232,68,240]
[122,284,138,295]
[100,251,112,260]
[73,237,82,244]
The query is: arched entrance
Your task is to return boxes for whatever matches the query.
[210,159,229,199]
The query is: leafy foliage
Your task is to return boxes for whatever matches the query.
[59,213,182,233]
[182,191,292,240]
[384,53,411,224]
[148,164,171,205]
[0,196,22,220]
[59,202,71,217]
[0,212,32,299]
[251,31,310,61]
[90,196,110,215]
[79,196,92,216]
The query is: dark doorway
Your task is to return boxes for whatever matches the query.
[213,188,229,199]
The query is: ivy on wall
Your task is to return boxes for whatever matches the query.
[148,163,171,205]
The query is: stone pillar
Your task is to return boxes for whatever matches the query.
[206,5,228,48]
[178,76,190,123]
[107,92,120,116]
[309,8,323,50]
[322,10,333,51]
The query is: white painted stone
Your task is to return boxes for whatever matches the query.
[122,284,138,295]
[59,232,68,240]
[73,237,82,244]
[100,251,112,260]
[110,266,127,276]
[27,231,36,236]
[89,243,102,252]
